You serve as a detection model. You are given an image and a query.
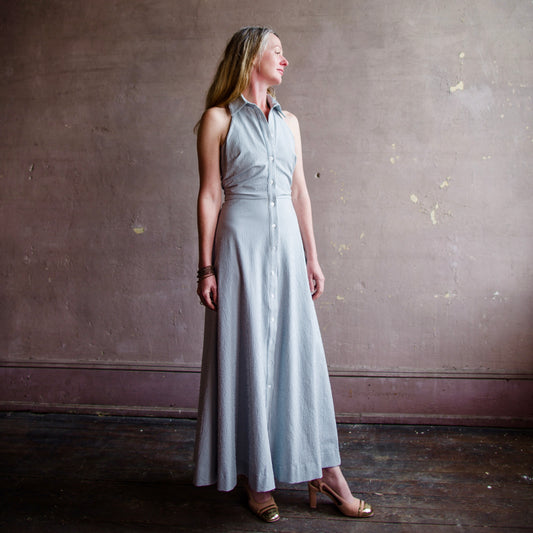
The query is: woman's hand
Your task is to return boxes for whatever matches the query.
[306,259,325,301]
[197,275,218,310]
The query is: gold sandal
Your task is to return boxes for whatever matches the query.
[308,479,373,518]
[241,478,280,523]
[247,493,280,522]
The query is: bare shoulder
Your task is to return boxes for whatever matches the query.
[199,106,231,142]
[283,109,298,125]
[203,105,230,123]
[283,110,301,140]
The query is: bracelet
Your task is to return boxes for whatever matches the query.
[197,265,216,281]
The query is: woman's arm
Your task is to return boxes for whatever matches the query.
[196,107,229,310]
[285,111,325,301]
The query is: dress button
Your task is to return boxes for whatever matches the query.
[269,156,274,161]
[272,223,276,228]
[270,201,275,207]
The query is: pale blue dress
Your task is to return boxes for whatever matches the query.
[193,94,340,493]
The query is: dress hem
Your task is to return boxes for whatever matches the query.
[193,459,342,493]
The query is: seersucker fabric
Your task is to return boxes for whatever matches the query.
[193,94,340,493]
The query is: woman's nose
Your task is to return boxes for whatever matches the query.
[281,56,289,67]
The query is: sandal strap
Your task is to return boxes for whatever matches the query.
[255,501,279,522]
[258,502,278,514]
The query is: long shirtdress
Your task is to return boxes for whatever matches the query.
[193,94,340,493]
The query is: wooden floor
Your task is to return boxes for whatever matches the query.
[0,413,532,532]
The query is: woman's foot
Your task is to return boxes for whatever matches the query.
[310,466,372,517]
[239,476,280,522]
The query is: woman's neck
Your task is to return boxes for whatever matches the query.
[242,85,270,118]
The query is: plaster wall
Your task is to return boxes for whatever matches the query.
[1,0,532,425]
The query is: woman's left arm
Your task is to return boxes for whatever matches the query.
[285,111,325,301]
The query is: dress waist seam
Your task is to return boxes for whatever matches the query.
[224,193,292,201]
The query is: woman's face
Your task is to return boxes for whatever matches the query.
[254,33,289,86]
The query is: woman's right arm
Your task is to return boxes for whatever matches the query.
[196,107,229,310]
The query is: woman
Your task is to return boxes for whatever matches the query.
[193,26,373,522]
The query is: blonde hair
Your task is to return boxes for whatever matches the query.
[200,26,276,118]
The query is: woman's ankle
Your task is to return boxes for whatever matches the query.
[321,466,356,502]
[249,488,273,503]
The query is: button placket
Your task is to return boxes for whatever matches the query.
[265,111,279,418]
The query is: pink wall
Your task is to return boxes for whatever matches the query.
[1,0,532,426]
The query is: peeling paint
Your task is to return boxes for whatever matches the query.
[440,177,451,189]
[390,143,399,164]
[430,204,439,225]
[336,295,345,301]
[410,193,451,226]
[450,81,464,93]
[133,226,145,234]
[491,291,506,302]
[339,182,346,203]
[337,243,350,255]
[434,291,457,301]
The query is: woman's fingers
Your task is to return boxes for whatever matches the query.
[197,276,218,310]
[312,275,324,300]
[210,282,218,309]
[308,268,325,301]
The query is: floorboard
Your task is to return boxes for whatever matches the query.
[0,412,532,532]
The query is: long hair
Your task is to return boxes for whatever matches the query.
[196,26,276,131]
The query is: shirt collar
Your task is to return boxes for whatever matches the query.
[229,94,285,117]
